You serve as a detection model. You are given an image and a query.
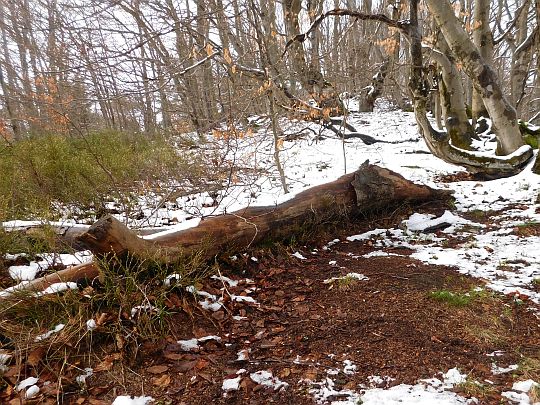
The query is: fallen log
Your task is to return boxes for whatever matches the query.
[0,262,98,297]
[0,223,170,250]
[76,162,451,263]
[2,163,451,295]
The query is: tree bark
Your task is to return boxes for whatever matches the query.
[76,163,450,264]
[429,44,475,148]
[471,0,493,120]
[425,0,525,155]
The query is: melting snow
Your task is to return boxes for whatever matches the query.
[403,210,478,233]
[38,282,78,296]
[25,385,40,399]
[34,323,65,342]
[111,396,154,405]
[323,272,369,284]
[491,363,518,375]
[310,368,472,405]
[16,377,39,391]
[222,376,242,391]
[176,335,221,351]
[250,370,289,391]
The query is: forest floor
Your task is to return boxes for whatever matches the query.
[2,100,540,404]
[76,201,540,405]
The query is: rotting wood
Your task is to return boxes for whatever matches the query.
[1,223,169,250]
[76,162,450,263]
[1,163,451,296]
[0,262,98,297]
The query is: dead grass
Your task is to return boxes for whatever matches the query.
[0,252,215,390]
[518,356,540,381]
[455,377,496,398]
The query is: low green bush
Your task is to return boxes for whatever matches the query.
[0,131,203,220]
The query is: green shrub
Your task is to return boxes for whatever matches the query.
[0,131,204,220]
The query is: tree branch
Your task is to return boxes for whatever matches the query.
[282,8,408,57]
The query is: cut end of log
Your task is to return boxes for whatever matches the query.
[76,215,152,258]
[351,161,453,209]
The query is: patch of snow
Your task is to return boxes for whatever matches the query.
[443,368,467,386]
[25,385,40,399]
[237,349,250,361]
[86,319,97,331]
[7,251,93,282]
[38,282,78,296]
[8,262,42,281]
[360,384,474,405]
[487,350,505,357]
[198,335,221,343]
[76,368,93,385]
[325,239,340,249]
[211,274,239,287]
[250,370,288,391]
[177,335,221,352]
[512,379,539,392]
[292,251,307,260]
[403,210,478,233]
[367,375,395,387]
[323,272,369,284]
[501,390,531,404]
[199,300,222,311]
[163,273,181,287]
[16,377,39,391]
[35,323,65,342]
[222,376,242,391]
[309,376,362,404]
[309,368,472,405]
[230,295,258,304]
[177,338,200,352]
[491,363,518,375]
[111,396,154,405]
[0,280,32,297]
[142,218,201,240]
[347,228,389,242]
[343,360,357,375]
[0,351,12,372]
[130,304,157,318]
[362,251,403,258]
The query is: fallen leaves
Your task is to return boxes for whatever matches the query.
[147,365,169,374]
[151,374,171,388]
[93,353,122,373]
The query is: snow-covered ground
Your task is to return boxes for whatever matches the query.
[3,99,540,404]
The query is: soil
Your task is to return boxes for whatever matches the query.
[82,211,540,404]
[3,205,540,405]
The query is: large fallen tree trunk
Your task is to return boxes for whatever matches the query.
[76,162,450,263]
[2,163,451,295]
[0,223,170,251]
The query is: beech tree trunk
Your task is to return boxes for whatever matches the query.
[425,0,525,155]
[429,44,475,149]
[471,0,493,120]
